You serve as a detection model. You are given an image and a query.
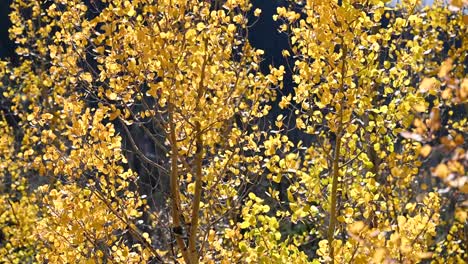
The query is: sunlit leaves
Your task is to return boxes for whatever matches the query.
[0,0,466,263]
[268,0,467,263]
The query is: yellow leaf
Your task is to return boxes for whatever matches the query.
[405,202,416,212]
[109,109,121,121]
[412,103,426,113]
[42,113,53,120]
[279,94,291,109]
[127,7,136,17]
[196,22,205,31]
[239,221,250,229]
[417,252,434,259]
[348,221,365,234]
[80,72,93,83]
[254,8,262,17]
[27,113,35,121]
[275,114,283,128]
[428,107,441,132]
[419,77,437,93]
[372,248,387,263]
[185,28,196,40]
[274,231,281,240]
[239,241,248,252]
[344,207,354,217]
[460,183,468,193]
[272,174,282,183]
[460,78,468,101]
[438,58,453,78]
[227,24,236,33]
[419,144,432,158]
[208,230,215,242]
[433,163,450,179]
[450,0,464,8]
[106,91,117,100]
[287,188,294,202]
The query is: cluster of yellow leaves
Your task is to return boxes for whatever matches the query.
[0,194,39,263]
[223,193,311,263]
[317,192,441,263]
[0,115,41,263]
[36,184,152,263]
[253,0,467,263]
[1,0,282,262]
[417,56,468,192]
[0,0,466,263]
[1,1,162,262]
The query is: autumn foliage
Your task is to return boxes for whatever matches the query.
[0,0,466,263]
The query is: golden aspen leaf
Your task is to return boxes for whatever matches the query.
[127,7,136,17]
[43,79,52,87]
[296,118,305,129]
[344,207,354,217]
[400,131,424,142]
[129,209,139,217]
[348,221,365,234]
[274,231,281,240]
[106,91,118,100]
[80,72,93,83]
[460,183,468,193]
[272,174,281,183]
[279,94,291,109]
[441,136,456,150]
[441,87,452,99]
[419,144,432,157]
[417,252,433,259]
[412,103,426,112]
[397,215,406,226]
[239,241,248,252]
[421,183,428,190]
[275,114,283,128]
[454,134,464,145]
[460,78,468,100]
[239,221,250,229]
[187,182,195,193]
[109,109,121,121]
[427,107,441,132]
[450,0,464,8]
[254,8,262,17]
[208,230,215,242]
[433,163,450,179]
[455,207,467,223]
[227,24,236,33]
[27,114,35,121]
[196,22,205,31]
[405,202,416,212]
[438,58,453,78]
[185,28,196,40]
[41,113,53,120]
[419,77,437,93]
[287,188,294,202]
[372,248,387,263]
